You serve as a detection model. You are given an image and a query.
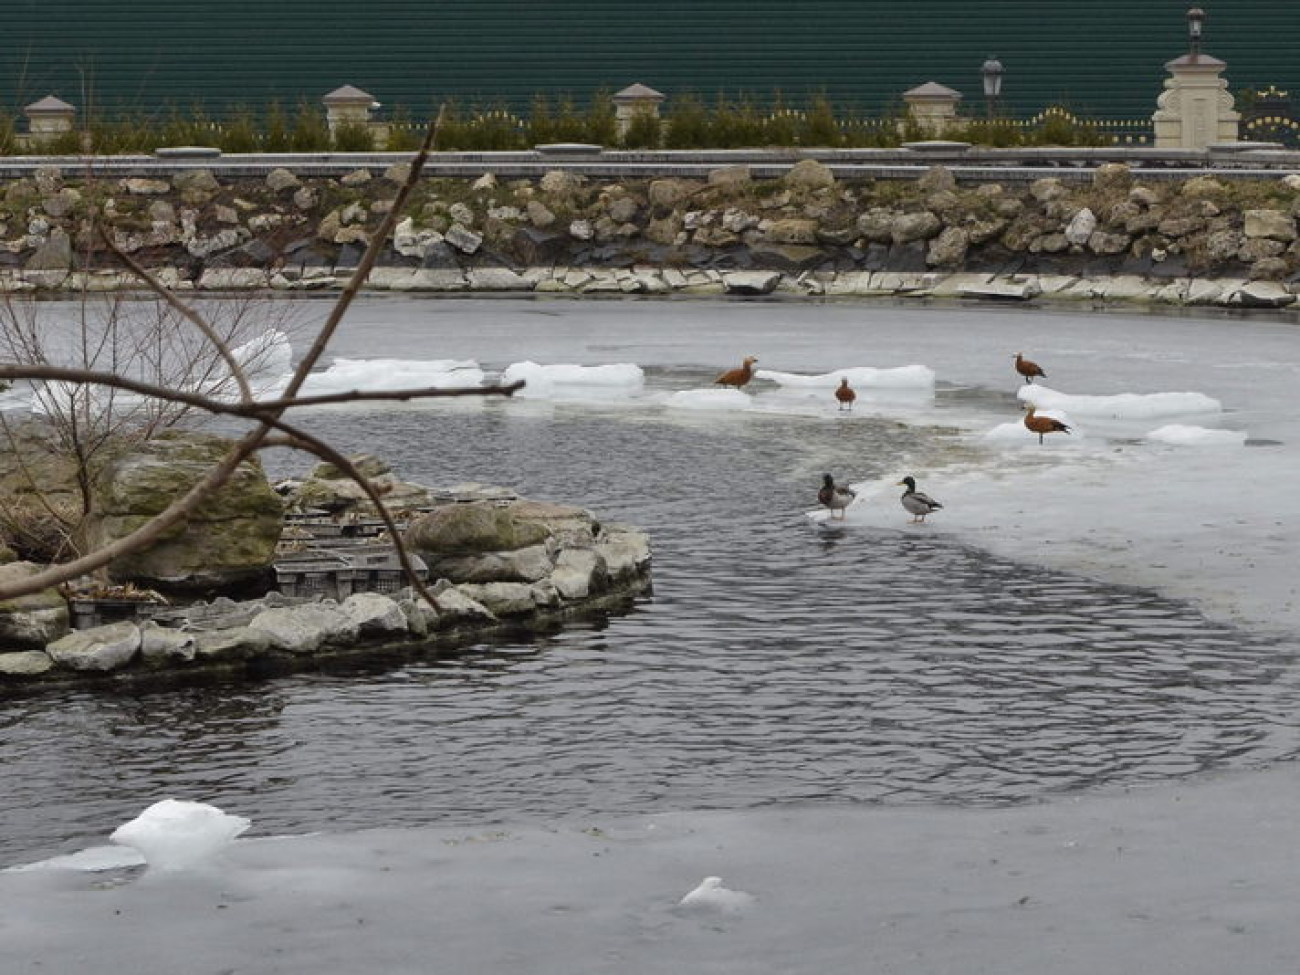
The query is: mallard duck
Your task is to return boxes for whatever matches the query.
[818,473,856,520]
[897,475,943,523]
[715,355,758,389]
[1014,352,1046,384]
[1022,405,1072,444]
[834,377,856,411]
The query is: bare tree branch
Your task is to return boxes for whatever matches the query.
[0,109,467,605]
[0,363,526,414]
[96,229,256,403]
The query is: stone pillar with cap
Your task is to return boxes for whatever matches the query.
[612,83,666,139]
[1152,8,1240,149]
[322,85,380,136]
[24,95,76,147]
[901,82,962,137]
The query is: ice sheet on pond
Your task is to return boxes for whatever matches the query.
[500,360,645,400]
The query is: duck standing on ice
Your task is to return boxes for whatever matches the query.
[897,475,943,524]
[818,474,856,520]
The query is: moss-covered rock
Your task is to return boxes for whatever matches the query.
[0,561,70,650]
[81,431,283,593]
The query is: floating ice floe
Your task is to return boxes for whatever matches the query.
[676,876,756,915]
[109,799,251,872]
[665,388,752,410]
[1017,384,1221,420]
[1145,424,1247,447]
[984,411,1080,445]
[300,356,485,396]
[500,361,645,400]
[757,365,936,392]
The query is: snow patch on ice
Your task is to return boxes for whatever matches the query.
[1018,383,1221,420]
[666,388,752,410]
[500,361,644,400]
[1146,424,1247,447]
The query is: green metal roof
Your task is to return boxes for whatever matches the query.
[4,2,1297,122]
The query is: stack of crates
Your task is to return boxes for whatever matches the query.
[334,544,428,594]
[272,552,356,601]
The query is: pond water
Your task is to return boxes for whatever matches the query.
[3,295,1299,865]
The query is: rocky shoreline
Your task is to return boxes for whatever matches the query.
[0,455,653,691]
[4,159,1300,310]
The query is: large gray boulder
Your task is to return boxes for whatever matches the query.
[46,620,141,672]
[81,431,283,593]
[0,561,69,650]
[249,602,359,654]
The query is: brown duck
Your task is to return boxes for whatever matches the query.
[1014,353,1046,384]
[834,377,856,411]
[715,355,758,389]
[1023,405,1072,444]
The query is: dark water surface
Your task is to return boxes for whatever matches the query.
[4,392,1300,866]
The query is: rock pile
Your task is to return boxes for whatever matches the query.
[6,162,1300,305]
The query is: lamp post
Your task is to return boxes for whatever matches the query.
[981,56,1005,120]
[1187,7,1205,56]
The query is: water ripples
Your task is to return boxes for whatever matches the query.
[3,398,1300,863]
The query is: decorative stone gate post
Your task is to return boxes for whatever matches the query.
[1152,8,1240,149]
[612,83,665,139]
[902,82,962,137]
[323,85,380,136]
[23,96,76,148]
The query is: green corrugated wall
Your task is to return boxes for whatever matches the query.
[4,1,1296,122]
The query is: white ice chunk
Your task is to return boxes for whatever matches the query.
[1018,384,1221,420]
[5,845,145,874]
[1146,424,1247,446]
[985,413,1080,444]
[665,388,752,410]
[301,357,485,395]
[109,799,251,872]
[500,361,644,400]
[677,875,756,914]
[756,365,935,390]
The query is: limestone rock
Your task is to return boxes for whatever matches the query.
[445,223,483,254]
[785,159,835,192]
[250,602,359,654]
[1029,178,1068,203]
[595,527,652,580]
[649,179,697,208]
[891,212,942,244]
[194,626,271,662]
[540,170,586,196]
[122,178,172,196]
[926,226,969,267]
[406,502,552,556]
[1064,208,1098,245]
[917,166,957,194]
[1092,163,1132,191]
[423,542,555,585]
[527,199,556,228]
[1244,209,1297,242]
[46,620,141,672]
[454,581,537,616]
[707,165,751,190]
[0,561,70,650]
[0,651,54,677]
[764,219,819,245]
[81,431,283,593]
[341,592,409,637]
[139,621,198,666]
[266,168,301,192]
[425,580,497,626]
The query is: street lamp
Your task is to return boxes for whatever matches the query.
[1187,7,1205,56]
[981,56,1005,119]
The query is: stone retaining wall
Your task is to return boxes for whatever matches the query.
[5,160,1300,308]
